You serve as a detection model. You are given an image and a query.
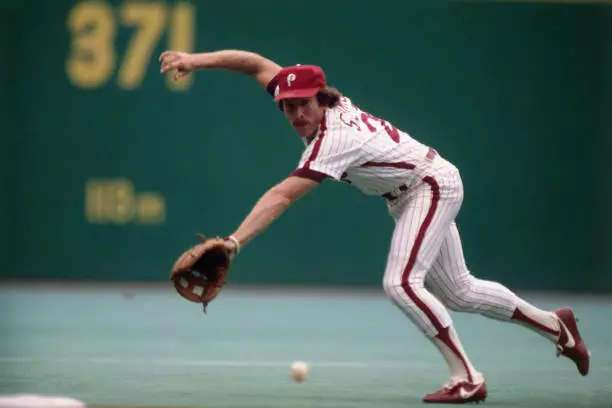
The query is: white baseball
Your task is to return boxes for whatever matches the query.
[290,361,309,382]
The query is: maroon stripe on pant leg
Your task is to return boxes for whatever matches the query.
[401,176,473,383]
[400,176,443,331]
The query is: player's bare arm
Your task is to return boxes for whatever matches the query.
[159,49,282,89]
[228,176,319,250]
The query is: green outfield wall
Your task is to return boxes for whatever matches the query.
[1,0,611,291]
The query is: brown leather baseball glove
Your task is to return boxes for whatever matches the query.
[170,234,235,313]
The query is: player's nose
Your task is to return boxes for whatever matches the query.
[295,105,308,118]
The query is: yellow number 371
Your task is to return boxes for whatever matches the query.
[66,0,194,91]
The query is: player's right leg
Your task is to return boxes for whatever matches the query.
[426,222,590,376]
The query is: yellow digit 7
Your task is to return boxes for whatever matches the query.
[66,0,116,89]
[117,2,166,90]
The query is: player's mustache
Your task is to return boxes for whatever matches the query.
[293,120,309,127]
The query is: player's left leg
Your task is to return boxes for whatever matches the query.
[382,175,487,404]
[426,221,590,376]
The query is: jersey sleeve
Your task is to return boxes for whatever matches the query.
[290,119,367,182]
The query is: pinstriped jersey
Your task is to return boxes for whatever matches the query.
[293,97,443,196]
[266,81,443,197]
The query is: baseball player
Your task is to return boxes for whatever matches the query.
[159,49,590,404]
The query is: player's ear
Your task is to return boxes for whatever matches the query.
[315,92,327,107]
[319,91,334,108]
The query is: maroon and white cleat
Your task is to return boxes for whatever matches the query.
[554,307,590,376]
[423,380,487,404]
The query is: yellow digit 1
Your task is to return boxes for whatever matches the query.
[167,2,196,92]
[118,2,166,90]
[66,0,116,89]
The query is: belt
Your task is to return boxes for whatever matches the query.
[381,148,438,201]
[382,184,408,201]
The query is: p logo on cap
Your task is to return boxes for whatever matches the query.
[287,73,296,87]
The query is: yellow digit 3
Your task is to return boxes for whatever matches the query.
[66,0,116,89]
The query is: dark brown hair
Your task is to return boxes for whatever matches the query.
[316,86,342,108]
[278,86,343,111]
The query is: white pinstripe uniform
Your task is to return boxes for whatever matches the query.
[287,95,562,382]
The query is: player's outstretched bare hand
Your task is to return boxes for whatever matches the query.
[159,50,196,81]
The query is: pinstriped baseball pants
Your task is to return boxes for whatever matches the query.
[382,165,519,338]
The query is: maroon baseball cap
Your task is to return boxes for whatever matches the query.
[273,65,327,102]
